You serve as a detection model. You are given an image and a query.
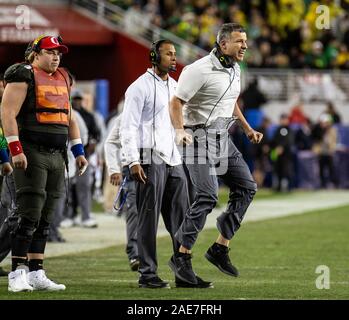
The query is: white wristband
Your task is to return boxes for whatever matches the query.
[5,135,19,143]
[70,138,82,147]
[129,161,140,169]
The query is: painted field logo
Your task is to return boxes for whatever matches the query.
[315,265,330,289]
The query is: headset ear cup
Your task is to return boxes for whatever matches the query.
[149,50,156,64]
[150,39,166,65]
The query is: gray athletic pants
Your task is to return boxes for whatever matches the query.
[136,156,189,279]
[0,175,15,225]
[175,125,257,250]
[121,166,138,261]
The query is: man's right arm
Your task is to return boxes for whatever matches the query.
[104,120,123,186]
[1,82,28,169]
[169,96,192,145]
[120,83,147,184]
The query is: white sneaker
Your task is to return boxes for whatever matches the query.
[81,218,98,228]
[8,269,33,292]
[59,218,74,228]
[27,270,66,291]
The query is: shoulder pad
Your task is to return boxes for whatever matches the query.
[4,63,33,84]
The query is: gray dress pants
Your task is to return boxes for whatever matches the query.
[136,156,189,279]
[175,124,257,250]
[121,166,138,261]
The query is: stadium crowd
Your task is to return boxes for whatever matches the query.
[114,0,349,69]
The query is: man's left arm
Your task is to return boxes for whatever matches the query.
[69,110,88,175]
[233,102,263,144]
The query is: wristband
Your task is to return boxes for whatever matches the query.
[129,161,140,169]
[8,140,23,157]
[71,143,85,158]
[71,138,82,147]
[0,149,9,163]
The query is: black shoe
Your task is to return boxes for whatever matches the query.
[168,254,198,285]
[129,259,140,272]
[138,276,170,289]
[205,243,239,277]
[175,275,213,288]
[0,267,8,277]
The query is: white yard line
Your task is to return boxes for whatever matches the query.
[2,190,349,265]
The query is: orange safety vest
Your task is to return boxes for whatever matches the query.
[33,66,70,126]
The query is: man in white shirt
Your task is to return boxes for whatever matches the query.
[104,113,139,272]
[121,40,212,289]
[169,23,263,285]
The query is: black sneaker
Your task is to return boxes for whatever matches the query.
[129,259,140,272]
[168,254,198,285]
[175,275,213,288]
[138,276,170,289]
[205,243,239,277]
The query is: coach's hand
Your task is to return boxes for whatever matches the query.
[130,164,147,184]
[246,129,263,144]
[110,173,122,186]
[76,155,88,176]
[175,129,193,145]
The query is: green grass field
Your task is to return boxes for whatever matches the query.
[0,203,348,300]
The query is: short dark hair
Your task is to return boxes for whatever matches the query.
[216,23,246,44]
[155,39,174,51]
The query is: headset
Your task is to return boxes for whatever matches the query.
[149,39,166,66]
[149,39,176,72]
[214,42,235,69]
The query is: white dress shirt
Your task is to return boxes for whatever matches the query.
[120,68,181,166]
[104,113,125,176]
[175,49,241,127]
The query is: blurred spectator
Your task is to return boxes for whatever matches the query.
[252,117,273,188]
[240,77,267,110]
[335,44,349,69]
[270,113,295,192]
[69,89,100,228]
[175,11,200,45]
[123,2,151,37]
[49,110,89,241]
[305,41,327,69]
[312,113,338,188]
[288,102,308,125]
[295,118,313,151]
[325,101,342,124]
[267,0,305,40]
